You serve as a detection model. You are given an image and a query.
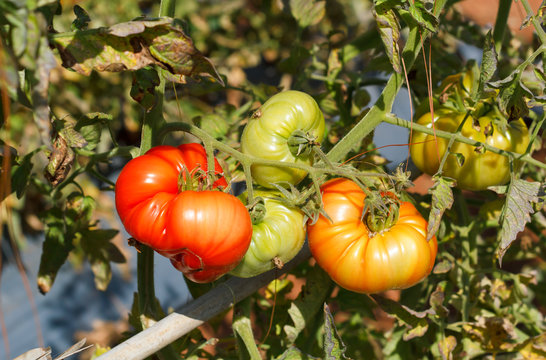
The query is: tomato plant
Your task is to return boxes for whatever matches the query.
[230,190,306,278]
[410,107,530,191]
[4,0,546,358]
[307,178,438,294]
[115,143,252,282]
[240,90,326,188]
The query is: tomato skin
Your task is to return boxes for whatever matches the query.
[115,143,252,283]
[240,90,325,188]
[307,178,437,294]
[230,191,306,278]
[410,108,529,191]
[165,191,253,283]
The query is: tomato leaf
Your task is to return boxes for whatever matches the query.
[323,304,351,359]
[372,294,433,340]
[130,67,161,111]
[277,346,318,360]
[495,179,544,265]
[488,70,532,121]
[429,283,449,318]
[71,5,90,31]
[437,335,457,360]
[232,298,261,360]
[374,4,401,73]
[44,133,75,187]
[473,30,497,102]
[462,316,517,351]
[427,176,455,241]
[405,0,438,33]
[80,229,123,290]
[283,266,332,344]
[289,0,325,28]
[38,208,73,294]
[52,17,223,85]
[11,147,41,199]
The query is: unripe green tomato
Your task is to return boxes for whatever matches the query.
[230,190,306,278]
[410,108,529,191]
[240,90,326,188]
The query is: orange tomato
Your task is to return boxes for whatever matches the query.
[307,178,438,294]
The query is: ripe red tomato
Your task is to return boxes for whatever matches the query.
[165,191,253,283]
[115,143,252,283]
[307,178,438,294]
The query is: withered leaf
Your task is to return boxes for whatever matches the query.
[52,17,223,85]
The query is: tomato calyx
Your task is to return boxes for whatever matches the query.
[363,194,400,234]
[247,196,267,225]
[177,165,225,193]
[287,129,320,158]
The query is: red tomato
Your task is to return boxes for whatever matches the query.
[307,178,438,294]
[165,191,253,283]
[115,143,252,283]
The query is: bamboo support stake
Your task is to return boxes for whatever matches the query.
[95,246,311,360]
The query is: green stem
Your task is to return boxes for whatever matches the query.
[135,1,180,359]
[520,0,546,44]
[383,114,546,170]
[159,0,176,19]
[436,111,471,175]
[493,0,512,54]
[160,122,392,179]
[326,26,421,163]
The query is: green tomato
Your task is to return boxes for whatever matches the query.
[230,190,306,278]
[240,90,325,188]
[410,108,529,191]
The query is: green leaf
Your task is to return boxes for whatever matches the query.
[60,122,88,149]
[406,0,438,32]
[232,298,261,360]
[323,304,351,360]
[276,347,318,360]
[11,147,41,198]
[283,266,332,344]
[38,208,73,294]
[473,30,497,101]
[71,5,90,31]
[429,282,449,318]
[130,67,160,111]
[75,118,102,151]
[80,229,122,290]
[495,179,543,265]
[289,0,325,28]
[371,294,433,340]
[427,176,455,241]
[65,193,96,227]
[374,5,401,73]
[488,71,533,120]
[52,17,224,85]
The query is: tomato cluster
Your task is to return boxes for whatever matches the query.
[115,91,437,293]
[410,69,530,191]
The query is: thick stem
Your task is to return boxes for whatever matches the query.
[134,2,178,360]
[325,25,422,163]
[493,0,512,54]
